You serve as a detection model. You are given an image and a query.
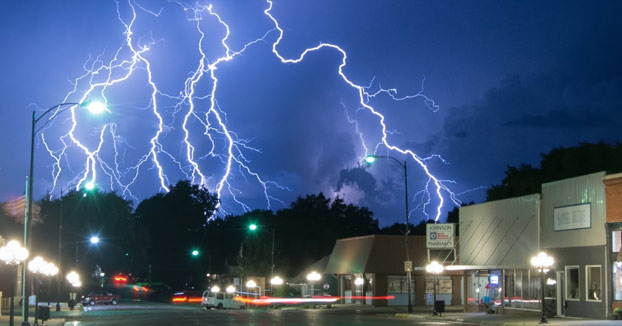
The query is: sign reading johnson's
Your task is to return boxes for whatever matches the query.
[426,223,455,249]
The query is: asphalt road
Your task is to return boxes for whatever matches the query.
[57,303,470,326]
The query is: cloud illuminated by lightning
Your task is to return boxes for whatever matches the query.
[38,0,460,221]
[264,0,460,221]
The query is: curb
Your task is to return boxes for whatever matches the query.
[393,313,544,326]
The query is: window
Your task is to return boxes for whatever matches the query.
[586,265,602,302]
[565,266,580,301]
[613,231,622,252]
[614,262,622,300]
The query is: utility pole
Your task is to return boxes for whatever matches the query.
[56,188,63,311]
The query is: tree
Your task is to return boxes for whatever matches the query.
[133,180,218,288]
[487,142,622,201]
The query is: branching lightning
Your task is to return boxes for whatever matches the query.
[39,0,461,221]
[263,0,460,221]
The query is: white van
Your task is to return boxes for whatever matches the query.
[201,291,246,310]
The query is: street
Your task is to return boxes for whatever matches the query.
[54,303,469,326]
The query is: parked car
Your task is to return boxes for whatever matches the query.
[201,290,245,310]
[82,291,121,306]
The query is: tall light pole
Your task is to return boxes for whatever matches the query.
[425,261,444,316]
[365,155,412,313]
[530,252,554,323]
[0,240,29,326]
[23,100,105,326]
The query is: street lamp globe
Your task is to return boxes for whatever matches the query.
[248,224,257,231]
[90,236,100,244]
[270,276,284,286]
[211,286,220,293]
[364,155,377,164]
[0,240,29,265]
[246,280,257,288]
[530,251,554,271]
[306,271,321,282]
[425,261,444,274]
[226,285,236,293]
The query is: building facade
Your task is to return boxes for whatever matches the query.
[324,234,462,307]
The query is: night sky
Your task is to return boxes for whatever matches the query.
[0,0,620,226]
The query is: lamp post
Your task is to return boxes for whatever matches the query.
[530,252,554,324]
[365,154,412,313]
[23,100,105,326]
[0,240,29,326]
[245,279,260,299]
[65,271,81,310]
[425,261,444,316]
[306,271,321,298]
[28,257,58,326]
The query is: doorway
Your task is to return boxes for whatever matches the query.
[556,271,565,317]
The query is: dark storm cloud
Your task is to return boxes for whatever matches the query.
[424,34,622,203]
[505,108,613,129]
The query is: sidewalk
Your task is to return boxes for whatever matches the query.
[0,315,65,326]
[396,311,620,326]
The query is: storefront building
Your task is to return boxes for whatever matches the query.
[459,194,542,312]
[459,172,611,319]
[324,234,462,307]
[541,172,608,319]
[603,173,622,314]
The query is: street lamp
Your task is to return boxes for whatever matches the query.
[246,279,260,298]
[425,261,444,316]
[0,240,29,326]
[530,252,554,323]
[28,257,58,326]
[89,236,100,245]
[270,276,284,286]
[23,100,106,326]
[226,285,236,294]
[364,154,412,313]
[306,271,321,297]
[210,286,220,293]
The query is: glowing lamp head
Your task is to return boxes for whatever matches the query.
[270,276,284,285]
[248,224,257,231]
[306,271,321,282]
[211,285,220,293]
[354,277,364,286]
[226,285,236,293]
[0,240,29,265]
[191,250,199,257]
[90,236,100,244]
[84,101,107,115]
[364,155,376,164]
[246,280,257,288]
[425,261,444,274]
[530,251,554,269]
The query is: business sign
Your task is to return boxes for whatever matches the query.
[490,275,499,285]
[404,261,412,272]
[426,223,455,248]
[554,203,591,231]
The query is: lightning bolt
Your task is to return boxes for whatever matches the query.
[264,0,460,221]
[39,0,461,221]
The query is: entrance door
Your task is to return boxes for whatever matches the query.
[556,271,565,317]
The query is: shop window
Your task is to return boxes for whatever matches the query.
[613,231,621,252]
[614,262,622,300]
[565,266,580,301]
[586,265,601,302]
